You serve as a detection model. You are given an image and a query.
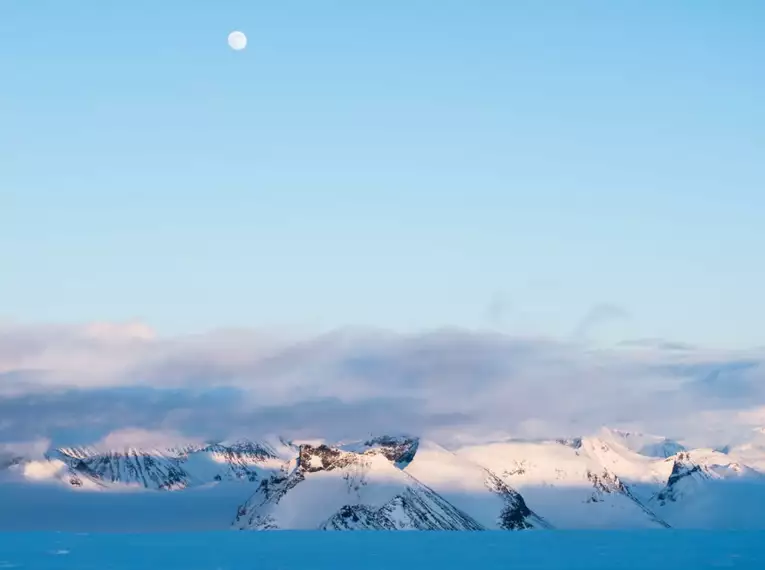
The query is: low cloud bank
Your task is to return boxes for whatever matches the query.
[0,322,763,449]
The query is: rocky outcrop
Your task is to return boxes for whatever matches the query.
[484,470,545,529]
[320,487,485,531]
[654,452,709,505]
[362,436,420,467]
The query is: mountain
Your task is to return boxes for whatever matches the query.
[403,440,549,530]
[649,448,765,529]
[339,435,420,468]
[4,428,765,531]
[596,428,686,459]
[721,427,765,472]
[456,433,672,529]
[5,439,292,490]
[232,441,521,530]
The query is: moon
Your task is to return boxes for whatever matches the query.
[227,31,247,51]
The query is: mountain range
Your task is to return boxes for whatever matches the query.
[3,428,765,531]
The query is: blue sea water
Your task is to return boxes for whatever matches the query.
[0,531,763,569]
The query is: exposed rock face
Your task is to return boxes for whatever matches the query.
[586,468,627,500]
[484,470,541,530]
[320,487,485,531]
[655,452,709,505]
[556,438,583,450]
[363,436,420,467]
[233,472,305,530]
[298,445,358,473]
[56,448,190,490]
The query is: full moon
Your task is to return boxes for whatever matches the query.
[227,31,247,51]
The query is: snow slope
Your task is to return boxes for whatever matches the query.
[724,428,765,472]
[403,440,548,529]
[598,428,686,458]
[649,449,765,529]
[457,434,669,529]
[577,429,676,502]
[233,443,486,530]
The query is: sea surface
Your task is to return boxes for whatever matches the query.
[0,531,763,569]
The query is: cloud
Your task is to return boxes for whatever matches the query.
[618,338,696,351]
[571,303,631,340]
[0,322,764,450]
[83,321,156,342]
[484,292,509,329]
[0,438,51,462]
[94,428,199,451]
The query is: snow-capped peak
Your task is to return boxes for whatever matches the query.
[591,427,686,459]
[233,441,494,531]
[6,427,765,532]
[339,435,420,468]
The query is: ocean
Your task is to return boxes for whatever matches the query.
[0,531,762,569]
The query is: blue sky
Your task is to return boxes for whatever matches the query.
[2,1,764,347]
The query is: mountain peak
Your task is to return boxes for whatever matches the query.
[337,435,420,468]
[592,427,686,458]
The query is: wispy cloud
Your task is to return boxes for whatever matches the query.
[484,292,509,329]
[571,303,631,341]
[1,322,764,449]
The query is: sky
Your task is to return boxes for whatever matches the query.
[2,1,764,347]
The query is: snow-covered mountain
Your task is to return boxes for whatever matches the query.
[648,448,765,529]
[4,428,765,531]
[456,432,671,529]
[403,440,549,530]
[4,439,292,490]
[721,427,765,472]
[597,428,686,459]
[232,441,532,530]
